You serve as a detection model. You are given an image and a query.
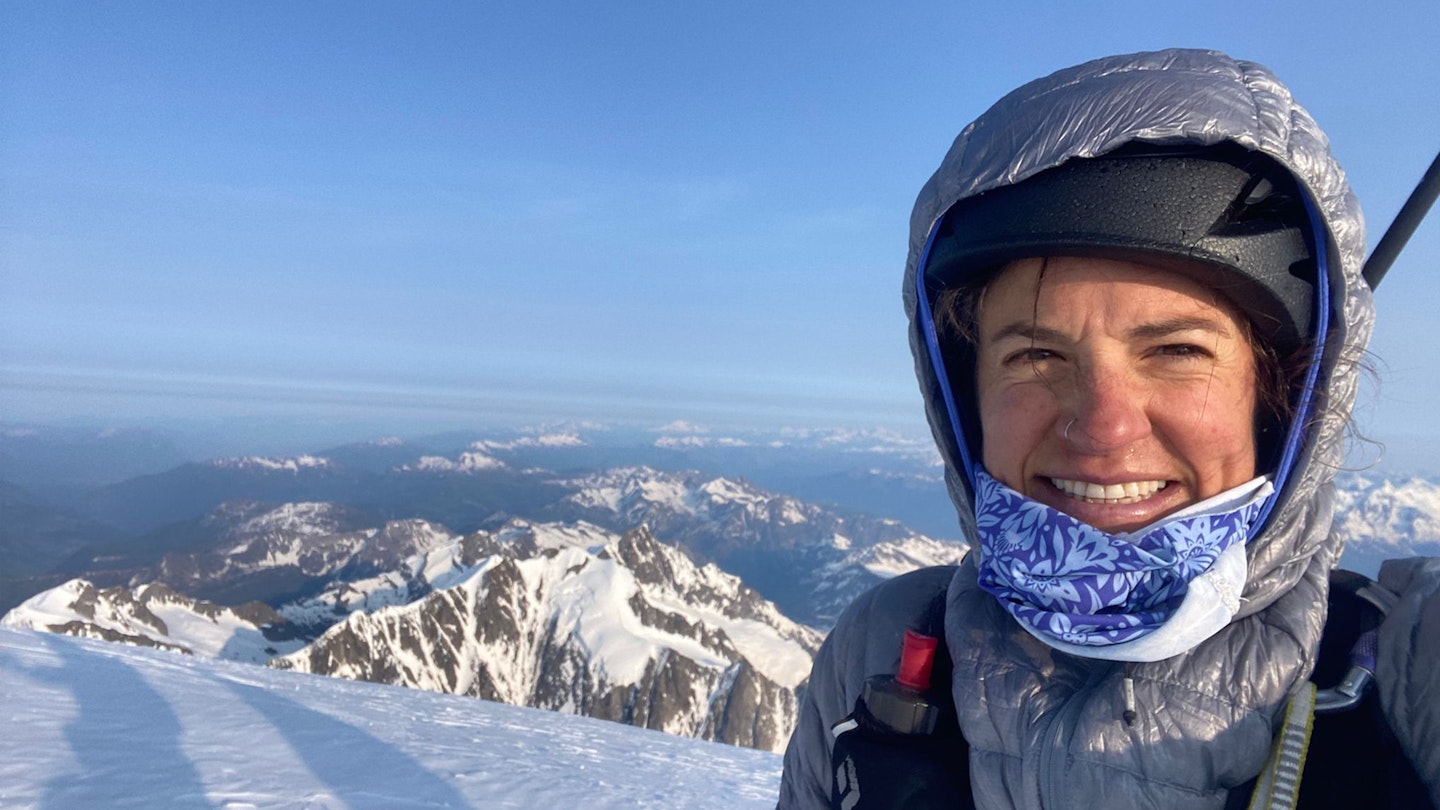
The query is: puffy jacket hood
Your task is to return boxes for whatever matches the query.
[902,48,1372,618]
[778,50,1397,810]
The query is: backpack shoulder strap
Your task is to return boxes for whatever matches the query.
[827,565,971,810]
[1313,568,1392,713]
[1240,569,1392,810]
[1290,569,1436,808]
[1247,681,1317,810]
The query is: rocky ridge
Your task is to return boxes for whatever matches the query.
[271,521,821,752]
[543,466,968,626]
[1,579,301,663]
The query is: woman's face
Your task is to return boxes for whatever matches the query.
[975,256,1258,533]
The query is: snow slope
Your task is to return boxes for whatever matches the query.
[2,579,303,664]
[0,626,781,809]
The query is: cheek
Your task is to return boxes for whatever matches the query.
[978,382,1057,486]
[1159,378,1259,487]
[1213,390,1260,467]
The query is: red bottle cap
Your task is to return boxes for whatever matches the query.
[896,629,938,691]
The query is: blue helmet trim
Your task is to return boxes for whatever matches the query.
[1249,189,1333,532]
[915,221,979,495]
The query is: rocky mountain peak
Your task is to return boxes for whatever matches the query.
[2,578,300,663]
[269,518,817,751]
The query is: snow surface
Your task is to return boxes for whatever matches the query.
[212,455,333,472]
[407,450,506,472]
[0,626,782,809]
[236,502,351,538]
[476,433,586,450]
[535,546,731,682]
[2,581,306,665]
[562,467,810,528]
[654,435,752,448]
[508,519,615,553]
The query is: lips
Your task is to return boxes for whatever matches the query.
[1049,477,1167,504]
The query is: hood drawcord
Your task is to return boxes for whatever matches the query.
[1122,665,1138,727]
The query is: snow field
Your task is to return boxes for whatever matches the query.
[0,626,783,809]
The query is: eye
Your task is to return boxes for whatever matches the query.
[1153,343,1212,359]
[1003,347,1060,366]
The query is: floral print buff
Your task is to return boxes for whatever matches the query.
[973,469,1271,648]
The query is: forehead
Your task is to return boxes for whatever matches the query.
[978,256,1249,334]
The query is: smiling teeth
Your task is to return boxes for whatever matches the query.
[1050,478,1167,504]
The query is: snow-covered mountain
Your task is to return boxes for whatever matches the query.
[6,509,825,751]
[74,454,366,535]
[401,448,508,472]
[1333,472,1440,577]
[272,520,821,752]
[0,626,781,809]
[25,424,1440,763]
[211,454,337,472]
[1,579,303,664]
[544,466,968,626]
[155,503,458,604]
[55,500,460,616]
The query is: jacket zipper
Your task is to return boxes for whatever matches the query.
[1035,662,1118,809]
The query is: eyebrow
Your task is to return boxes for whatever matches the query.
[984,316,1235,344]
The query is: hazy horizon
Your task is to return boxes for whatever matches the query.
[8,412,1440,483]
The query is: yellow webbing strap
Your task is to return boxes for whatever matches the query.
[1247,682,1318,810]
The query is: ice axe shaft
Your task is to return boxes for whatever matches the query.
[1364,151,1440,289]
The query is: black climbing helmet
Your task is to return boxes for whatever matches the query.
[922,142,1318,354]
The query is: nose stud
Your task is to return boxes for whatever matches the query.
[1064,418,1077,442]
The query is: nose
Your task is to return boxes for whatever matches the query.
[1059,363,1152,453]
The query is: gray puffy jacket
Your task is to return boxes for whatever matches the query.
[777,49,1440,810]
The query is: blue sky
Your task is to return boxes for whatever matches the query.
[3,1,1438,444]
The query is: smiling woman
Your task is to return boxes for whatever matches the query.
[971,256,1260,534]
[777,48,1440,810]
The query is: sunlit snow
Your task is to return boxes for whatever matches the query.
[407,450,506,472]
[0,627,782,809]
[3,581,306,665]
[477,433,586,450]
[236,502,351,538]
[212,455,334,472]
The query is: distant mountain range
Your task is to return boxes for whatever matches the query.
[3,422,1438,750]
[4,519,820,751]
[541,466,962,625]
[0,425,189,497]
[0,429,962,750]
[16,449,965,626]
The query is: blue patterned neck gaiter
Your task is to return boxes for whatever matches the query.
[973,469,1272,651]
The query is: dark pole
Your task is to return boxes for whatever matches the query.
[1364,151,1440,290]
